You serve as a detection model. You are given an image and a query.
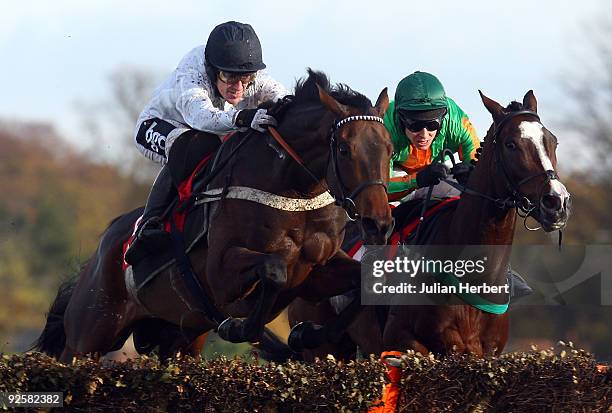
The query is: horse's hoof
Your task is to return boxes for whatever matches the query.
[217,317,244,343]
[288,321,323,352]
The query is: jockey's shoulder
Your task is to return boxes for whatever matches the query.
[445,97,470,119]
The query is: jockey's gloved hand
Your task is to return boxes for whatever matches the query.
[470,147,483,168]
[235,108,278,132]
[416,162,450,188]
[451,161,474,186]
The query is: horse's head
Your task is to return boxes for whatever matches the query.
[283,70,393,244]
[479,90,571,232]
[317,84,394,244]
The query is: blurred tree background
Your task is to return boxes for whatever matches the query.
[0,68,252,358]
[0,121,149,351]
[0,7,610,360]
[507,9,612,360]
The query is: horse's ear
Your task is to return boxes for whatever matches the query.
[479,90,505,123]
[374,88,390,117]
[317,84,351,117]
[522,90,537,113]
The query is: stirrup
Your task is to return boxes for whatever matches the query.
[125,218,170,265]
[508,268,533,300]
[136,217,164,238]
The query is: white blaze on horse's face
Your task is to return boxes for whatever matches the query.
[518,121,570,203]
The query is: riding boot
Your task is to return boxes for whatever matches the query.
[125,165,175,265]
[507,267,533,301]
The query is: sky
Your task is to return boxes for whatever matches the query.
[0,0,607,169]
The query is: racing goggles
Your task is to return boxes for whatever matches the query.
[399,109,446,132]
[217,70,257,85]
[403,118,442,132]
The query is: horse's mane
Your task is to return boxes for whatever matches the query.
[292,69,373,111]
[482,100,525,143]
[505,101,524,112]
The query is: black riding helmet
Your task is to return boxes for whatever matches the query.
[205,21,266,73]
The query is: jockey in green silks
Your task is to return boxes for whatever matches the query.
[382,71,532,302]
[383,71,480,202]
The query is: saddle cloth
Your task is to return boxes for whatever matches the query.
[123,153,216,296]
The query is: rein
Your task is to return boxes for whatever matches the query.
[265,114,387,220]
[440,111,561,218]
[437,110,564,246]
[183,94,387,220]
[491,110,559,218]
[329,115,388,220]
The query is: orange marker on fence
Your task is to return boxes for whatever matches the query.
[368,351,403,413]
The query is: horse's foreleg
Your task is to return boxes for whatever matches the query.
[297,249,361,302]
[211,247,287,343]
[59,345,76,364]
[287,298,357,361]
[382,307,429,355]
[158,331,209,360]
[288,250,363,352]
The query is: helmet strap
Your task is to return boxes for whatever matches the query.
[204,63,223,99]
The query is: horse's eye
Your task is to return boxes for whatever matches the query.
[338,142,350,156]
[505,141,517,150]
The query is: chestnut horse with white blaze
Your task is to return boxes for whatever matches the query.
[287,89,571,360]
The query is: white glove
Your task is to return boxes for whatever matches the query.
[235,108,278,133]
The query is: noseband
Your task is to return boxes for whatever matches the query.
[491,110,559,216]
[329,115,388,221]
[267,107,388,221]
[441,110,562,225]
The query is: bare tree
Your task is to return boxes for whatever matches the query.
[560,8,612,178]
[76,65,162,182]
[107,67,159,134]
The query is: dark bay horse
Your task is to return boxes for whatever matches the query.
[33,70,394,362]
[287,90,571,360]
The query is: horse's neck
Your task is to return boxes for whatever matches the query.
[450,157,517,246]
[445,161,516,282]
[271,112,333,196]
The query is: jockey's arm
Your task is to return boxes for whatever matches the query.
[175,66,238,135]
[386,114,480,202]
[387,164,419,202]
[443,107,481,186]
[448,102,480,162]
[388,187,416,203]
[252,72,290,104]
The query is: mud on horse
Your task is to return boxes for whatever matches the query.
[287,89,571,361]
[32,70,394,362]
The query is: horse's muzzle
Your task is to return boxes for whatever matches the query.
[360,216,395,245]
[538,192,571,232]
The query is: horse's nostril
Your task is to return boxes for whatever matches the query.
[361,218,380,236]
[361,217,393,239]
[541,194,562,211]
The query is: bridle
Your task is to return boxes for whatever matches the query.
[268,114,388,221]
[490,110,559,217]
[328,115,388,221]
[443,110,560,217]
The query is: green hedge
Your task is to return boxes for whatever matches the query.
[393,345,610,412]
[0,353,382,412]
[0,345,609,412]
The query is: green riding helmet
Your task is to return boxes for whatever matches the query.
[395,71,448,124]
